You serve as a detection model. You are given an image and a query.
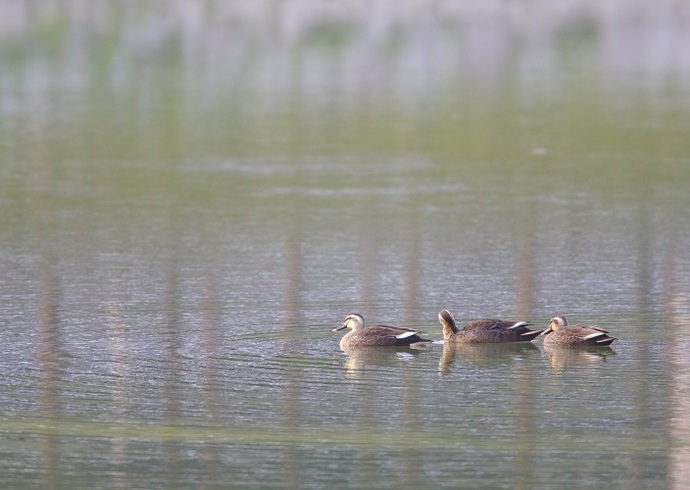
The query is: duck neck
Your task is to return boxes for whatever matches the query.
[443,323,459,338]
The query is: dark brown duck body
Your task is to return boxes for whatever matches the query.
[334,313,432,350]
[542,316,617,346]
[438,309,543,343]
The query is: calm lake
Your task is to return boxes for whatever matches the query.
[2,2,690,488]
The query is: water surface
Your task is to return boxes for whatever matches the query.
[1,2,690,488]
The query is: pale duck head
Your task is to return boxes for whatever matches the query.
[548,316,568,332]
[333,313,366,332]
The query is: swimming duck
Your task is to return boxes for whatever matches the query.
[333,313,432,350]
[438,309,543,343]
[542,316,617,346]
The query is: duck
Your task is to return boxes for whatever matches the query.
[438,309,543,343]
[333,313,432,350]
[542,316,617,346]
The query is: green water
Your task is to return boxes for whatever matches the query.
[1,2,690,489]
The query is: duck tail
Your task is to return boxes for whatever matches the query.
[519,328,545,341]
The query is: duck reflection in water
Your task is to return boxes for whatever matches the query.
[439,341,539,375]
[340,345,428,374]
[543,344,617,372]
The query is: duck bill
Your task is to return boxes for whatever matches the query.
[540,327,552,336]
[333,325,347,332]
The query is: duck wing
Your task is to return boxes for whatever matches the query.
[569,324,616,344]
[460,319,503,331]
[461,319,532,331]
[363,325,430,346]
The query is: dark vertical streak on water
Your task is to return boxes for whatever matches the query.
[403,186,421,323]
[32,126,63,490]
[200,230,223,486]
[401,188,424,489]
[282,189,306,488]
[514,189,537,320]
[511,365,538,490]
[358,201,376,313]
[632,172,667,486]
[162,170,183,489]
[37,249,62,490]
[501,175,539,489]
